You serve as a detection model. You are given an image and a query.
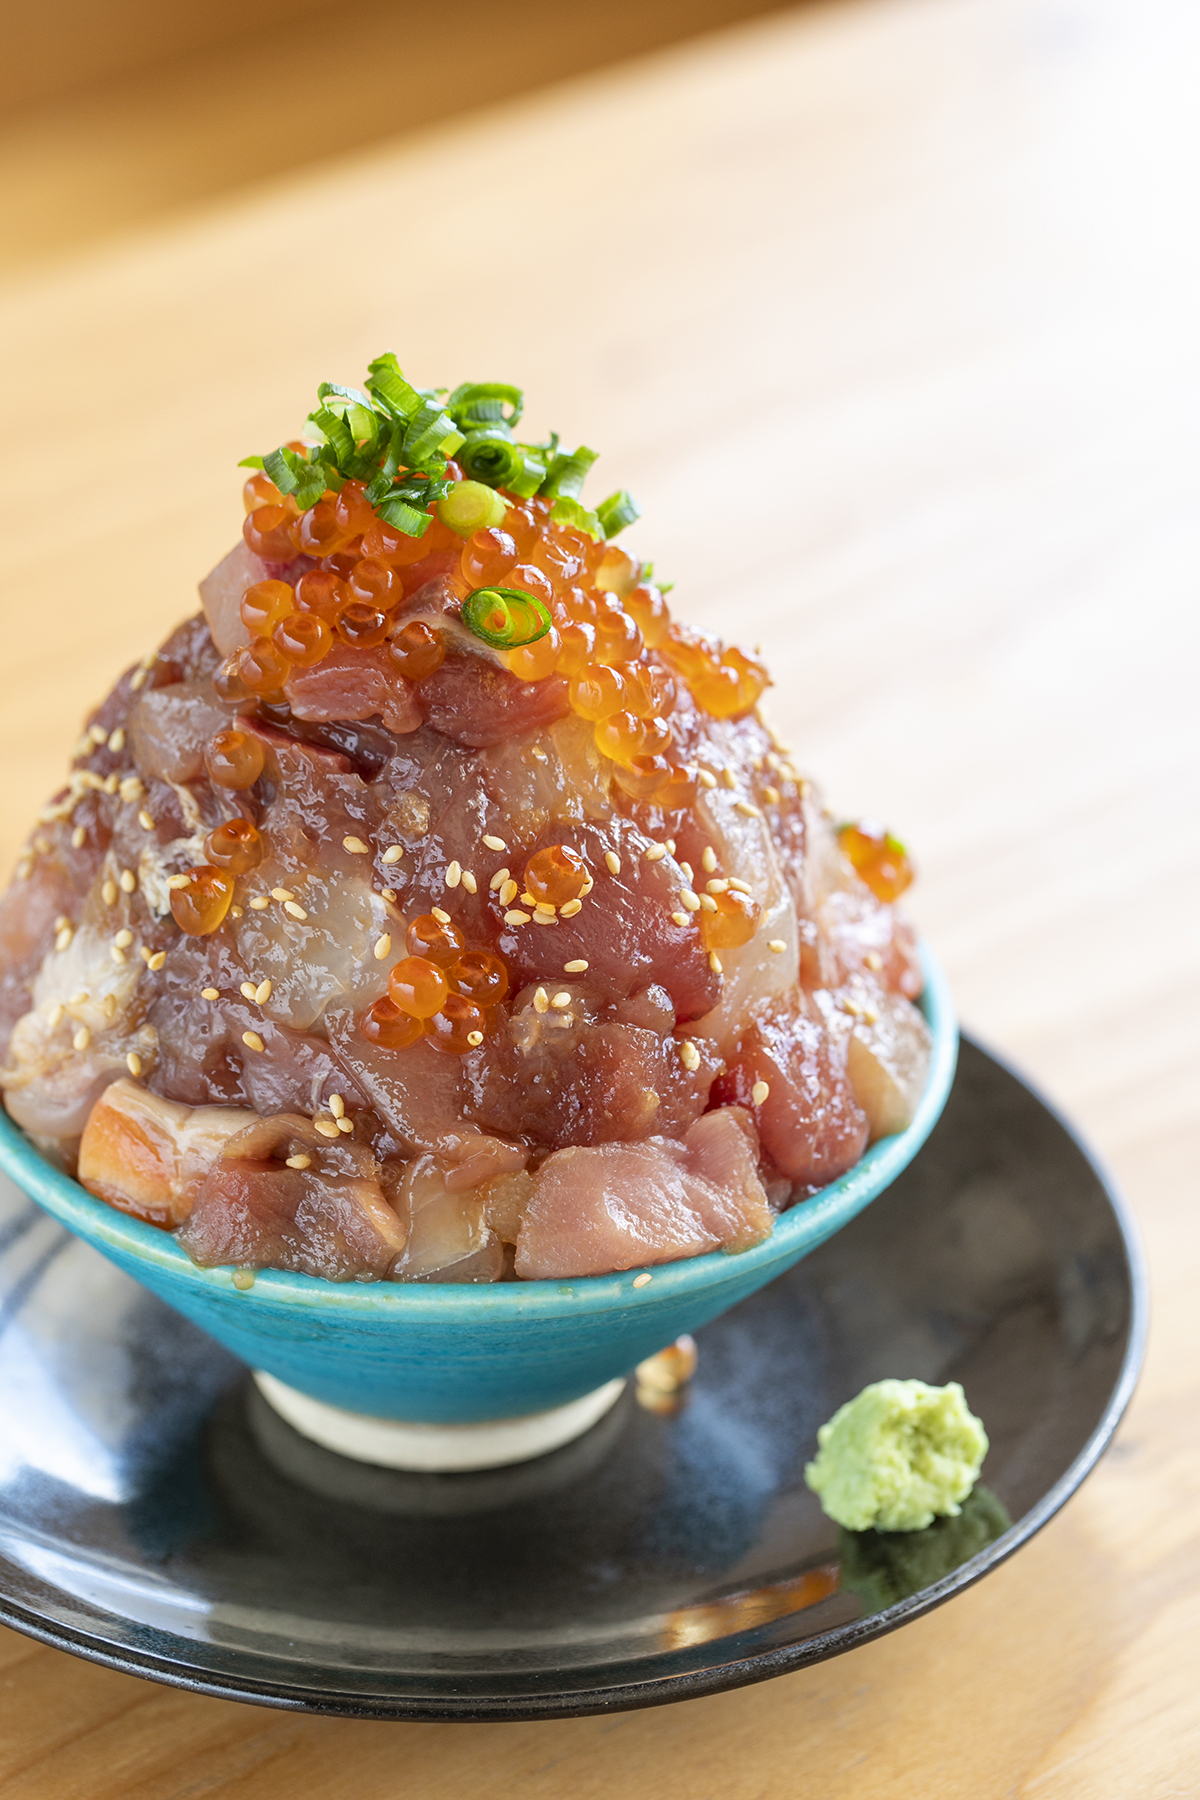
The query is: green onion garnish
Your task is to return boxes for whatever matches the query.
[437,481,508,536]
[596,489,641,538]
[550,496,602,539]
[462,587,552,649]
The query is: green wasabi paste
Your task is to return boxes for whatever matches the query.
[805,1378,988,1532]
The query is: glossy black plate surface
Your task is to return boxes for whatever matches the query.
[0,1038,1145,1720]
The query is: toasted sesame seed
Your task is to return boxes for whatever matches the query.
[373,933,392,961]
[201,986,220,1000]
[119,776,143,803]
[633,1272,652,1288]
[242,1031,265,1052]
[489,867,511,891]
[751,1079,770,1105]
[68,990,88,1004]
[564,959,589,973]
[679,1040,700,1072]
[127,1052,143,1077]
[701,847,717,873]
[166,874,191,891]
[461,870,478,895]
[644,843,666,862]
[138,809,155,831]
[735,801,760,818]
[504,909,531,926]
[110,945,126,964]
[249,895,270,910]
[286,1154,312,1170]
[130,668,147,692]
[865,951,883,971]
[329,1093,345,1119]
[580,873,594,896]
[103,879,119,904]
[482,834,507,852]
[728,878,753,895]
[521,892,537,906]
[147,950,166,971]
[551,991,571,1009]
[559,898,583,917]
[140,945,153,964]
[698,770,717,789]
[89,724,107,745]
[679,861,694,884]
[55,926,73,952]
[720,767,737,789]
[499,880,519,906]
[466,1029,484,1047]
[113,928,134,949]
[431,907,451,925]
[118,868,136,894]
[314,1118,340,1139]
[679,890,701,912]
[283,901,308,921]
[381,845,404,865]
[103,774,119,795]
[445,860,462,889]
[709,952,723,973]
[343,835,369,855]
[763,785,781,805]
[379,889,398,906]
[768,939,787,954]
[254,978,272,1004]
[698,894,718,913]
[271,888,295,903]
[103,992,118,1021]
[534,901,556,916]
[71,825,86,848]
[532,912,556,926]
[605,851,621,875]
[671,911,688,926]
[533,987,550,1014]
[46,1002,65,1028]
[73,1026,90,1052]
[230,905,244,919]
[862,1007,879,1025]
[337,1116,354,1134]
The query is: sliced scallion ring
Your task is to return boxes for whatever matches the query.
[462,587,552,649]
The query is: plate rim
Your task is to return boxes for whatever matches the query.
[0,1033,1148,1721]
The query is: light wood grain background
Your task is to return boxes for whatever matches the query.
[1,0,1199,1792]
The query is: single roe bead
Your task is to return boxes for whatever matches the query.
[169,866,235,936]
[425,992,488,1055]
[838,821,914,902]
[236,639,292,695]
[449,950,509,1005]
[243,472,284,514]
[296,500,346,558]
[594,545,638,597]
[701,888,762,949]
[612,753,672,800]
[406,913,465,967]
[334,480,375,537]
[204,818,265,874]
[524,845,588,907]
[361,996,424,1050]
[594,710,646,764]
[240,580,294,637]
[389,956,449,1019]
[242,504,298,561]
[593,602,643,666]
[273,611,331,667]
[205,729,266,790]
[651,761,699,810]
[569,662,627,721]
[624,584,671,648]
[388,620,445,680]
[336,602,391,648]
[508,627,561,683]
[295,568,350,624]
[555,620,596,676]
[504,562,555,606]
[348,557,400,609]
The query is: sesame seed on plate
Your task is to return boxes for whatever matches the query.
[460,871,478,895]
[242,1031,265,1052]
[466,1030,484,1047]
[679,1040,700,1071]
[102,880,119,904]
[644,844,666,862]
[286,1154,312,1170]
[679,861,694,883]
[551,992,571,1009]
[707,878,729,894]
[701,847,717,872]
[314,1118,340,1139]
[343,835,369,855]
[697,769,717,789]
[374,933,392,961]
[763,785,781,805]
[734,801,760,818]
[865,951,883,971]
[671,911,687,926]
[489,867,511,891]
[728,878,753,894]
[283,901,308,921]
[499,880,519,906]
[249,895,270,910]
[533,988,550,1014]
[531,912,556,926]
[55,926,73,952]
[564,959,588,973]
[238,981,257,1001]
[110,945,126,964]
[720,767,737,789]
[329,1093,345,1119]
[431,907,451,925]
[632,1272,652,1288]
[255,978,272,1004]
[71,826,86,848]
[147,951,166,971]
[126,1052,143,1077]
[445,860,462,889]
[166,874,191,890]
[698,894,718,913]
[88,724,107,744]
[271,888,295,903]
[679,890,701,912]
[504,909,530,926]
[768,939,787,954]
[605,851,621,875]
[534,901,556,916]
[381,845,404,865]
[482,834,507,852]
[751,1080,770,1105]
[559,898,582,917]
[201,986,219,1000]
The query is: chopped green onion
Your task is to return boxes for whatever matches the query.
[462,586,552,649]
[596,489,641,538]
[365,352,425,423]
[403,399,465,467]
[237,454,266,471]
[550,496,602,539]
[457,428,527,489]
[376,496,432,535]
[438,481,508,536]
[506,451,547,498]
[540,445,598,500]
[446,382,524,431]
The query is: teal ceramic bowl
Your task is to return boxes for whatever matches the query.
[0,949,955,1424]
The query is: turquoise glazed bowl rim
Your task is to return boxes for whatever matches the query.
[0,945,956,1319]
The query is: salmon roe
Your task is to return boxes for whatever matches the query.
[407,913,465,967]
[388,620,445,680]
[449,950,509,1005]
[524,845,588,907]
[701,889,762,950]
[838,821,914,903]
[204,818,264,874]
[273,611,331,667]
[240,581,294,636]
[336,602,391,648]
[389,956,450,1019]
[461,528,517,588]
[295,568,350,624]
[361,997,424,1050]
[348,557,400,608]
[169,866,235,936]
[425,992,488,1056]
[295,500,345,558]
[242,505,296,561]
[205,729,265,790]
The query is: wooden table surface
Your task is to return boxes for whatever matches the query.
[2,0,1199,1791]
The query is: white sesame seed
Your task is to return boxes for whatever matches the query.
[489,867,511,891]
[734,801,760,818]
[533,988,550,1014]
[147,950,167,972]
[103,879,120,904]
[201,986,220,1000]
[103,775,119,795]
[521,892,536,906]
[249,896,270,910]
[559,898,582,917]
[728,878,753,895]
[118,868,136,894]
[314,1118,340,1139]
[242,1031,265,1052]
[138,809,155,831]
[71,825,86,848]
[119,776,143,804]
[605,851,621,875]
[166,874,191,891]
[380,889,398,906]
[271,888,295,903]
[671,911,688,927]
[336,1117,354,1134]
[666,839,676,855]
[445,861,462,889]
[89,724,107,744]
[763,786,781,805]
[103,992,118,1021]
[706,879,729,894]
[701,847,717,872]
[374,933,392,961]
[110,945,126,964]
[283,901,308,921]
[709,951,723,974]
[46,1002,65,1028]
[679,861,694,884]
[329,1093,345,1119]
[482,834,507,852]
[679,1040,700,1072]
[69,990,88,1004]
[55,926,73,952]
[73,1027,91,1052]
[644,844,666,862]
[865,951,883,971]
[579,874,593,896]
[531,912,556,926]
[679,890,701,912]
[551,992,571,1009]
[768,939,787,954]
[698,894,718,913]
[130,668,147,691]
[633,1272,652,1288]
[382,845,404,865]
[499,880,519,906]
[431,907,451,925]
[504,909,530,926]
[286,1154,312,1170]
[54,915,68,932]
[466,1030,484,1047]
[113,928,133,948]
[343,835,369,855]
[564,959,589,973]
[751,1080,770,1105]
[534,901,557,916]
[255,978,272,1004]
[720,767,737,789]
[230,905,243,919]
[127,1052,143,1078]
[531,746,548,762]
[862,1007,879,1025]
[460,870,478,895]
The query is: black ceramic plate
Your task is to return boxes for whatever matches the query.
[0,1038,1145,1721]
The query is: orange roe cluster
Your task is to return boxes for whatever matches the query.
[361,912,510,1057]
[837,820,915,903]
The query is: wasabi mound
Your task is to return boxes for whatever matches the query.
[805,1378,988,1532]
